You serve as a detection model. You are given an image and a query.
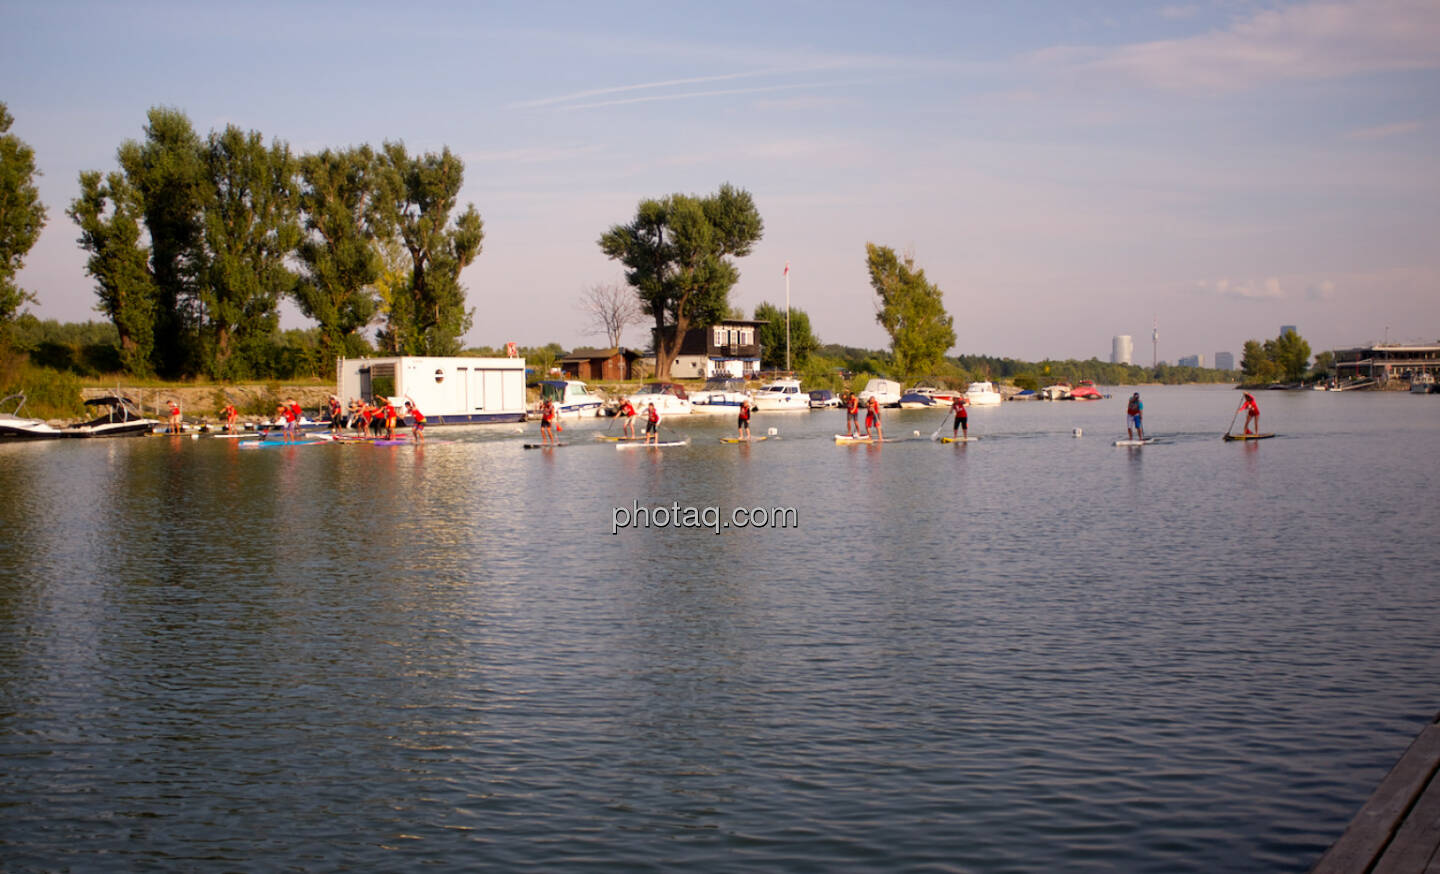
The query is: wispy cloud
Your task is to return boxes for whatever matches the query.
[1306,279,1338,300]
[1344,120,1422,140]
[509,69,805,109]
[1195,277,1285,299]
[549,80,852,111]
[465,144,604,164]
[1032,0,1440,93]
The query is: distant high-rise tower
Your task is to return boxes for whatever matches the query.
[1152,317,1158,368]
[1214,351,1235,371]
[1111,335,1133,365]
[1281,325,1297,337]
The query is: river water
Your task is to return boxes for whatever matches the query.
[2,385,1437,872]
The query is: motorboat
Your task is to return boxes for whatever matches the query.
[808,389,840,408]
[689,377,752,413]
[0,393,63,439]
[1039,383,1071,400]
[1410,373,1436,394]
[898,388,941,409]
[538,379,605,416]
[62,396,159,438]
[857,378,902,408]
[963,381,1002,406]
[627,382,692,415]
[1069,380,1103,400]
[751,377,809,411]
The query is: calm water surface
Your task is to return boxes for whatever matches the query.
[2,385,1437,872]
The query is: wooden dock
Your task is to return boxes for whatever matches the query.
[1312,711,1440,873]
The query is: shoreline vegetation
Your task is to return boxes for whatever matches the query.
[0,105,1355,423]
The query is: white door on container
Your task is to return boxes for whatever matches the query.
[484,371,503,412]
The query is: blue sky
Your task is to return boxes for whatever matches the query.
[4,0,1437,362]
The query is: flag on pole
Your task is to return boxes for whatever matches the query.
[784,261,789,276]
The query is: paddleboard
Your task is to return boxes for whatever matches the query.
[616,440,687,449]
[835,434,872,443]
[594,435,647,442]
[238,438,330,449]
[720,436,768,443]
[1114,438,1158,446]
[1224,433,1275,441]
[209,432,257,439]
[940,436,978,443]
[523,442,568,449]
[370,438,413,446]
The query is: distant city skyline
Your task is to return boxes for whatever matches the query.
[3,1,1438,362]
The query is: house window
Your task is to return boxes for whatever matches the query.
[740,328,752,345]
[713,327,724,345]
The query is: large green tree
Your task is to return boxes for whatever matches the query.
[1241,329,1312,384]
[598,183,763,380]
[376,143,483,356]
[68,171,157,373]
[197,125,302,378]
[754,301,818,369]
[0,102,48,337]
[295,146,386,364]
[866,244,955,383]
[114,107,208,376]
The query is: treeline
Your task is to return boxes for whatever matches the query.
[1239,329,1329,385]
[69,107,483,380]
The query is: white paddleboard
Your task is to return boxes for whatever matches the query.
[1114,438,1158,446]
[617,440,688,449]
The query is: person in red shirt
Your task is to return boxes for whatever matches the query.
[865,395,882,440]
[645,402,660,444]
[539,397,556,445]
[951,394,968,439]
[405,400,425,443]
[618,397,636,438]
[277,402,297,442]
[167,400,182,434]
[737,399,752,440]
[1239,392,1260,435]
[844,391,860,436]
[380,398,398,440]
[221,402,237,432]
[357,401,372,438]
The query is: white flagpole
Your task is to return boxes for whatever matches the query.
[784,261,791,372]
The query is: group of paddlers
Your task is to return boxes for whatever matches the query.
[207,395,426,442]
[537,396,665,445]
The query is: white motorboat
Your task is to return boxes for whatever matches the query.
[1039,383,1071,400]
[1410,373,1436,394]
[751,377,810,411]
[63,396,161,438]
[626,382,692,415]
[538,380,605,416]
[857,378,902,408]
[0,393,63,439]
[964,381,1002,406]
[690,377,752,413]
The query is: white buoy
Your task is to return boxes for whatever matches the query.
[767,427,778,436]
[913,430,920,437]
[1073,427,1082,437]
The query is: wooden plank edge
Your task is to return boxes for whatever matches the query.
[1311,712,1440,874]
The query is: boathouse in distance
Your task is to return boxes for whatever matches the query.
[1332,343,1440,383]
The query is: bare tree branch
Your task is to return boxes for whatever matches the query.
[579,281,643,348]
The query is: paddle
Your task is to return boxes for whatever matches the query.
[1225,402,1242,438]
[929,408,950,441]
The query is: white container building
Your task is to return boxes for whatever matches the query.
[337,356,527,425]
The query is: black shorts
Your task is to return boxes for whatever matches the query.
[646,421,657,434]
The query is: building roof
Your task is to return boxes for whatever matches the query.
[558,347,643,362]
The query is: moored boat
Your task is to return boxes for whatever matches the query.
[751,377,809,411]
[857,378,902,408]
[1069,380,1103,400]
[538,379,605,416]
[1039,383,1071,400]
[627,382,692,415]
[0,393,63,439]
[62,396,159,438]
[690,377,752,413]
[963,381,1002,406]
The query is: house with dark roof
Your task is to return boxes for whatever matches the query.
[557,347,645,381]
[658,318,765,379]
